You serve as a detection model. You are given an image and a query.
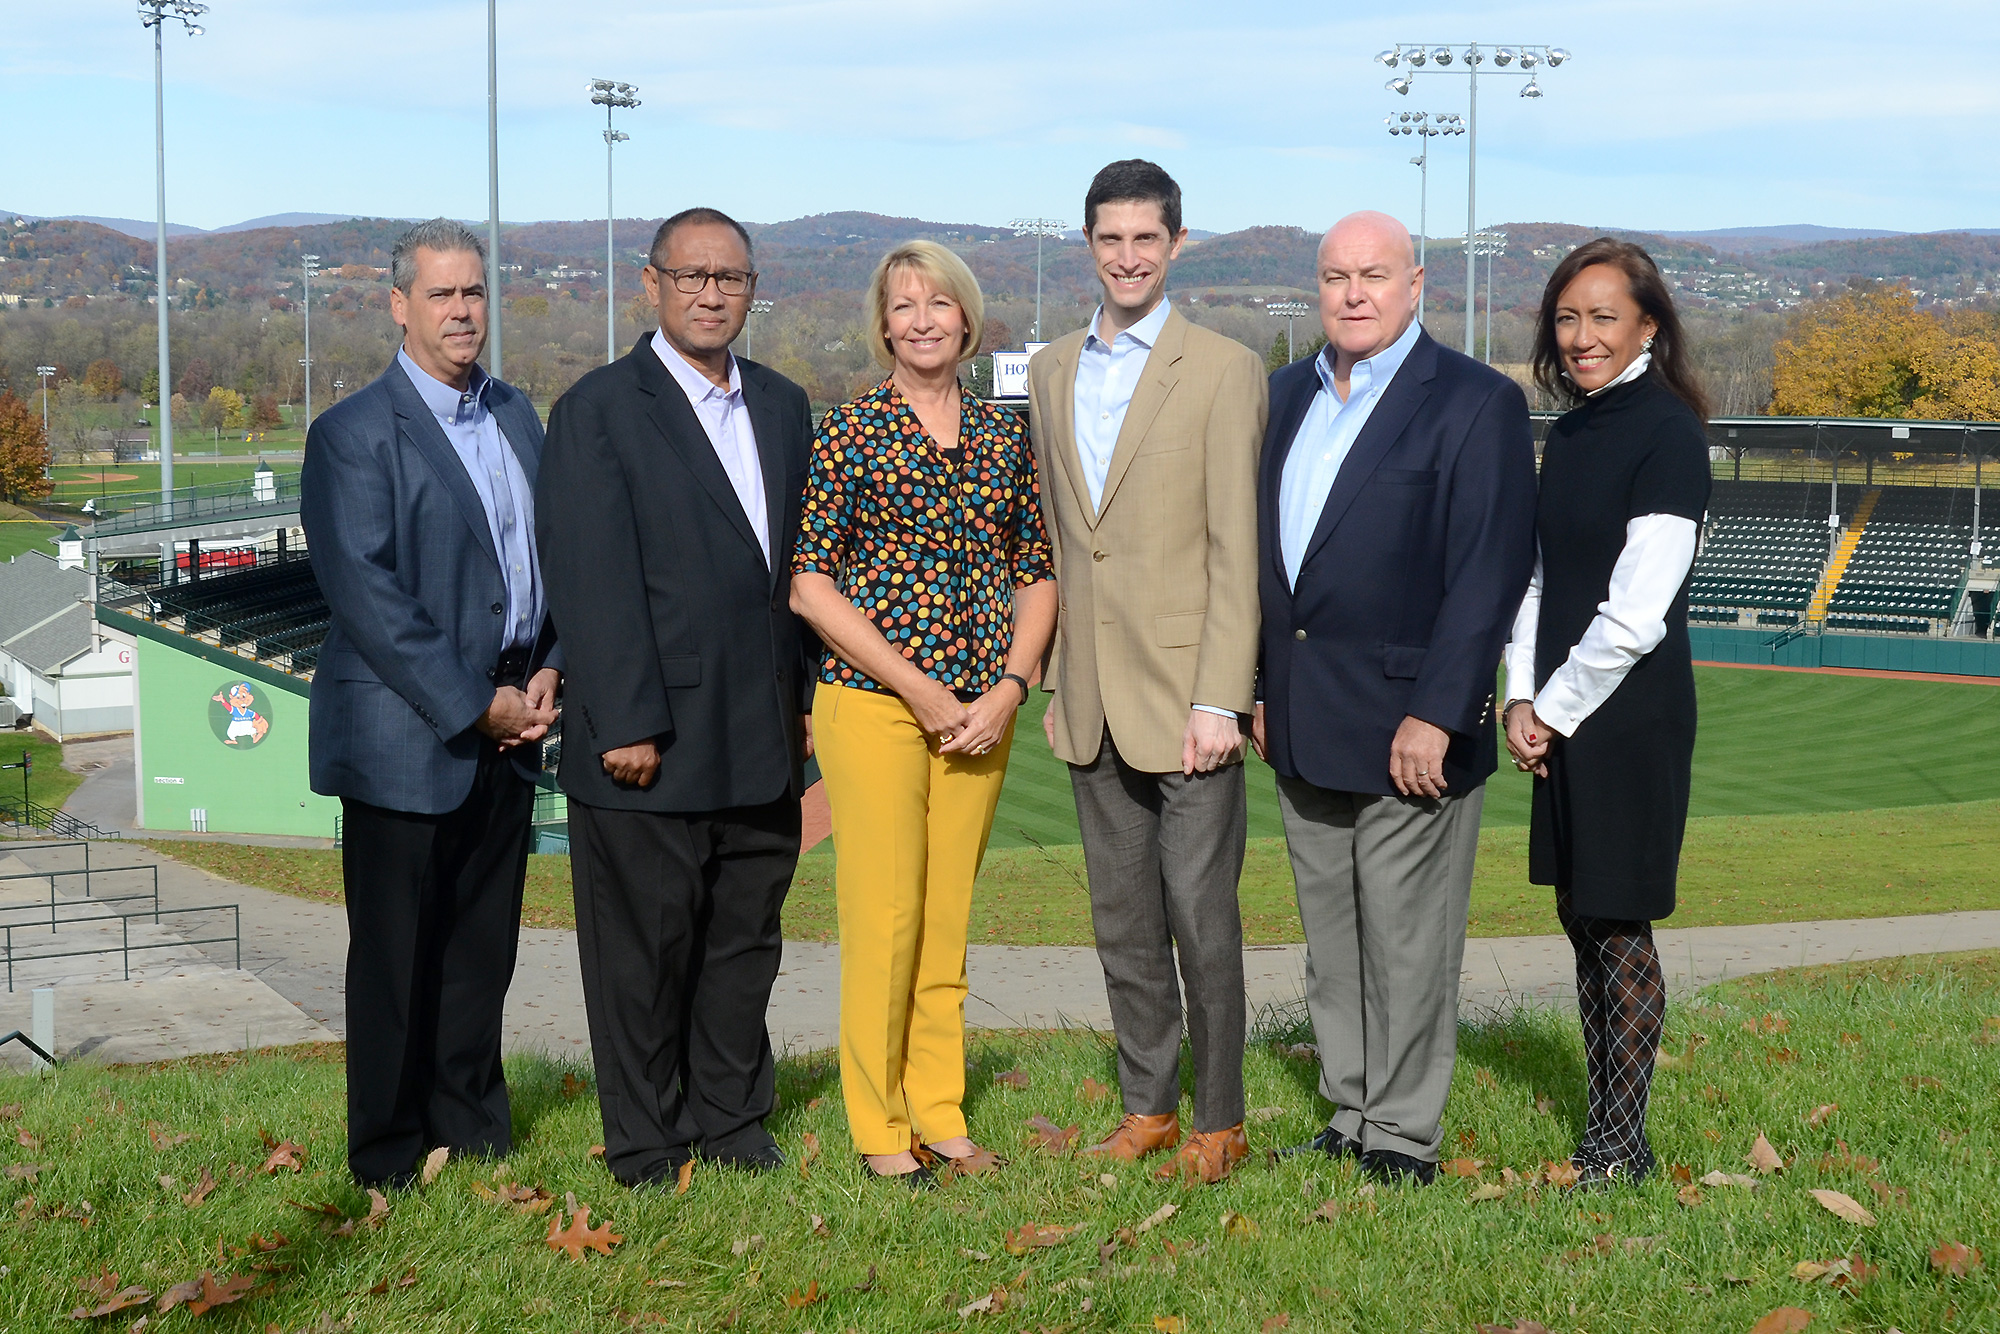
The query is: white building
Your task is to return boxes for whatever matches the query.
[0,550,133,739]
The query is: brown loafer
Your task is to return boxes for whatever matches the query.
[1154,1123,1249,1185]
[1079,1112,1180,1162]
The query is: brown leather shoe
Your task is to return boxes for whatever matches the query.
[1154,1123,1250,1185]
[1079,1112,1180,1162]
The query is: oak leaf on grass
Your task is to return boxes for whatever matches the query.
[784,1280,821,1309]
[69,1269,152,1320]
[993,1070,1030,1090]
[259,1140,306,1175]
[1746,1132,1784,1175]
[1747,1308,1812,1334]
[546,1205,623,1261]
[1003,1222,1081,1254]
[1931,1241,1983,1276]
[1025,1115,1080,1154]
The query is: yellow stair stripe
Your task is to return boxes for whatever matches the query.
[1807,488,1881,622]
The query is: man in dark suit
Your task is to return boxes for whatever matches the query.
[302,218,560,1188]
[1252,211,1537,1185]
[538,207,814,1186]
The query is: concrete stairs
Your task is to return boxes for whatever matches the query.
[1807,487,1881,622]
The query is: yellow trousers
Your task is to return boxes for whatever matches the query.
[813,682,1013,1156]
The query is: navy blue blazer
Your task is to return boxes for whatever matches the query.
[1257,329,1537,796]
[302,357,559,815]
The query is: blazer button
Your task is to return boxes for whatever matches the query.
[1092,550,1107,562]
[1294,629,1307,641]
[491,602,504,614]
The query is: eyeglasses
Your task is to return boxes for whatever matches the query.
[655,266,757,297]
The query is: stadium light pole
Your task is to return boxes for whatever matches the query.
[1385,111,1463,324]
[588,79,640,365]
[746,298,774,360]
[300,254,319,433]
[486,0,502,379]
[1471,230,1506,362]
[1010,218,1066,341]
[1265,298,1313,364]
[35,366,55,439]
[138,0,205,537]
[1379,41,1567,356]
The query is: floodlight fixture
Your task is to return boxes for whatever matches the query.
[1521,79,1544,98]
[1518,49,1539,69]
[1011,217,1067,340]
[301,255,321,434]
[590,78,642,363]
[1265,297,1315,364]
[1387,76,1412,94]
[1432,46,1452,64]
[1375,48,1399,66]
[744,298,774,358]
[1548,47,1570,66]
[1406,48,1427,66]
[35,366,56,439]
[1494,47,1515,66]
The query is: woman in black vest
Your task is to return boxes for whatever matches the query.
[1504,238,1711,1186]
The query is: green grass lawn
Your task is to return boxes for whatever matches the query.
[46,461,281,508]
[1,951,1994,1332]
[0,733,85,815]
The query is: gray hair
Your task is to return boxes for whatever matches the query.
[391,218,487,293]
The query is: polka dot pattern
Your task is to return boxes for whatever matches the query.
[793,379,1055,695]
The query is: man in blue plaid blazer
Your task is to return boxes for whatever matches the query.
[302,219,560,1189]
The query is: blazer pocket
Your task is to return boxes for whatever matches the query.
[658,654,703,688]
[1371,468,1438,486]
[1382,644,1427,679]
[1156,610,1207,648]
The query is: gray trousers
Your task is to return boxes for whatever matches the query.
[1070,730,1247,1132]
[1276,774,1483,1162]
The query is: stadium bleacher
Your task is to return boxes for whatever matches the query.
[1823,487,1973,635]
[148,556,329,672]
[1686,481,1846,626]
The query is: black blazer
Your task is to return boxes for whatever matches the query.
[1257,330,1538,796]
[303,357,559,815]
[537,335,815,812]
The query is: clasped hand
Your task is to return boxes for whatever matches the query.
[1503,700,1553,778]
[474,668,560,751]
[916,681,1016,757]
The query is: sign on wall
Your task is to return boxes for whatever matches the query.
[210,680,273,748]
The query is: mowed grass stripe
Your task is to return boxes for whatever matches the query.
[987,665,2000,846]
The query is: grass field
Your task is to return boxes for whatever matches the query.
[0,951,1994,1332]
[0,501,58,560]
[0,732,84,814]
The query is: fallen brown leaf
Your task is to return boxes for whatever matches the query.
[561,1071,588,1099]
[1220,1210,1258,1238]
[852,1264,877,1293]
[0,1102,20,1121]
[1474,1066,1498,1092]
[1701,1170,1760,1189]
[959,1287,1009,1318]
[1808,1189,1875,1227]
[1905,1075,1943,1090]
[1866,1179,1909,1208]
[1676,1184,1705,1208]
[364,1266,418,1296]
[1533,1093,1555,1115]
[1669,1162,1693,1184]
[419,1146,448,1186]
[1468,1182,1508,1202]
[147,1123,193,1151]
[799,1131,820,1179]
[588,1145,605,1159]
[1441,1157,1485,1178]
[993,1070,1030,1090]
[180,1166,217,1208]
[674,1160,694,1195]
[154,1279,203,1314]
[1542,1160,1580,1189]
[4,1161,42,1181]
[1805,1104,1837,1127]
[1747,1132,1784,1175]
[809,1213,831,1238]
[784,1280,821,1309]
[546,1205,622,1261]
[1931,1241,1984,1277]
[1262,1315,1291,1332]
[260,1141,305,1175]
[1747,1308,1812,1334]
[16,1127,40,1150]
[1026,1115,1080,1155]
[470,1180,554,1214]
[730,1235,764,1257]
[1152,1318,1184,1334]
[1003,1222,1081,1254]
[1079,1077,1112,1102]
[1133,1202,1178,1233]
[1475,1323,1551,1334]
[69,1269,153,1320]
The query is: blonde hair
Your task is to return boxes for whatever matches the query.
[866,239,985,370]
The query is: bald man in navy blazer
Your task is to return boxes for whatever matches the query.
[1253,212,1536,1186]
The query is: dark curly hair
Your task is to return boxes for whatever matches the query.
[1531,237,1710,421]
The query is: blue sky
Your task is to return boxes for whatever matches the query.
[6,1,1998,235]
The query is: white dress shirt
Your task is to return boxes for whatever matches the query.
[1071,296,1174,513]
[652,330,769,565]
[396,347,542,652]
[1276,315,1423,589]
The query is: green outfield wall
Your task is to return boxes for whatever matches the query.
[108,611,339,838]
[1690,626,2000,677]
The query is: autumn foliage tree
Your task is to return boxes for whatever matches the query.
[83,358,123,399]
[1771,284,2000,420]
[0,391,53,502]
[250,393,283,431]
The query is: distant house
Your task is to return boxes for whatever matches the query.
[0,551,133,740]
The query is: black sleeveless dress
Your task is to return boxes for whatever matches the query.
[1527,372,1711,921]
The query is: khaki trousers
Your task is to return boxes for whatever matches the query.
[813,683,1013,1156]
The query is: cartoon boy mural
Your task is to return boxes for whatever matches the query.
[213,681,271,746]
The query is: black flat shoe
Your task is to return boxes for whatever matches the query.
[1278,1124,1362,1160]
[861,1155,937,1191]
[1361,1149,1437,1186]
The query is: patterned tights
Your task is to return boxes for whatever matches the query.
[1556,890,1665,1180]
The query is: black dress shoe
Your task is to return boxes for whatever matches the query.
[861,1155,936,1191]
[712,1143,786,1173]
[1279,1125,1362,1160]
[1361,1149,1437,1186]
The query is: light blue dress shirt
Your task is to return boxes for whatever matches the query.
[1071,296,1174,513]
[397,348,543,653]
[1277,317,1424,589]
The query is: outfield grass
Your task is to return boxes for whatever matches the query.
[0,501,59,561]
[46,461,281,508]
[1,952,1994,1332]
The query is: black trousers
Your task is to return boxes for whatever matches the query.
[569,796,800,1185]
[340,744,533,1186]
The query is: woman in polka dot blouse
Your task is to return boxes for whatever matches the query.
[791,239,1059,1186]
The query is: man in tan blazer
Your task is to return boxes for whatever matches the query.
[1027,159,1267,1185]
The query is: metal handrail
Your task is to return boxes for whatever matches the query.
[4,902,240,992]
[84,470,303,538]
[0,800,119,841]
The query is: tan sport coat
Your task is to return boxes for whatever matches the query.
[1027,308,1268,774]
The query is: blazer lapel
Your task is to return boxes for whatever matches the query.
[1298,331,1438,574]
[1043,337,1092,525]
[387,361,500,568]
[635,342,765,561]
[1091,309,1186,524]
[490,384,543,487]
[742,363,789,589]
[1262,365,1319,585]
